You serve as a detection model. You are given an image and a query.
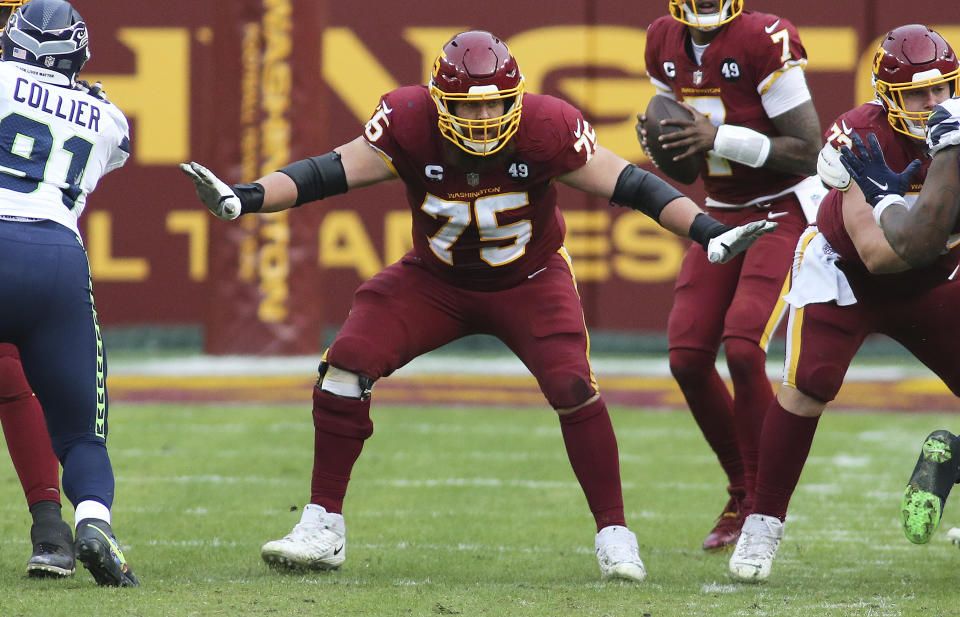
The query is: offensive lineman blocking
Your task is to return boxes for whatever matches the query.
[182,30,775,582]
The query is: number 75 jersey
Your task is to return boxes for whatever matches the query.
[362,85,595,291]
[0,62,129,237]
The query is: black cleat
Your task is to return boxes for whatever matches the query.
[27,517,76,578]
[74,519,140,587]
[902,430,960,544]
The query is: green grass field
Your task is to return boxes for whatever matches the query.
[0,403,958,617]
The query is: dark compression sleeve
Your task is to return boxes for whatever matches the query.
[687,213,733,251]
[230,183,265,215]
[277,151,349,207]
[609,164,685,222]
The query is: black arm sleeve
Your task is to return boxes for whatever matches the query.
[231,183,265,215]
[609,164,685,223]
[276,151,349,207]
[687,212,733,251]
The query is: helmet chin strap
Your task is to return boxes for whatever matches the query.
[905,120,927,140]
[459,136,500,154]
[683,1,729,30]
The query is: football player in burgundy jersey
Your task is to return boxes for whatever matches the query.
[728,24,960,582]
[183,30,776,582]
[638,0,823,553]
[839,91,960,548]
[0,0,75,580]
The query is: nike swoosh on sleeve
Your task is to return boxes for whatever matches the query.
[764,19,781,34]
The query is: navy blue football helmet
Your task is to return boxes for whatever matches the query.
[1,0,89,86]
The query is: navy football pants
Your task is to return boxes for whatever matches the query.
[0,220,114,509]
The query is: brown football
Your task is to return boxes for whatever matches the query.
[643,95,702,185]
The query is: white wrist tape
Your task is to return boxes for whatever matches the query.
[712,124,772,168]
[872,194,906,227]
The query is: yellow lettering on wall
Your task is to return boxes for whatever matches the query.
[797,27,857,72]
[404,27,470,83]
[323,28,400,123]
[86,211,149,282]
[319,211,382,279]
[238,217,259,283]
[258,211,290,323]
[166,211,209,281]
[84,28,189,165]
[563,210,610,281]
[384,210,413,265]
[508,26,650,162]
[255,0,293,324]
[612,212,685,282]
[240,22,262,182]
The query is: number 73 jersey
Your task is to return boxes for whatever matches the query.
[0,62,129,237]
[362,85,596,291]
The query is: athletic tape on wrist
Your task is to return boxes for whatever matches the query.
[712,124,772,168]
[872,194,906,227]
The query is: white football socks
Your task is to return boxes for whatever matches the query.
[74,500,111,528]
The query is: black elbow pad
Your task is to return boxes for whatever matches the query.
[609,164,684,222]
[277,151,349,207]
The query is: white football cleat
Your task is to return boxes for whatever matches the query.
[261,504,346,571]
[947,527,960,546]
[729,513,784,583]
[595,525,646,582]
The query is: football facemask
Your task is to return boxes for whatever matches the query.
[668,0,743,30]
[429,30,525,157]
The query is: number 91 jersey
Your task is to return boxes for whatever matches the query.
[0,62,130,237]
[362,85,596,291]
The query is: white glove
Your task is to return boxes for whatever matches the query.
[706,220,778,264]
[179,162,241,220]
[816,144,851,191]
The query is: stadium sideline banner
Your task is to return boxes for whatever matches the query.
[74,0,960,353]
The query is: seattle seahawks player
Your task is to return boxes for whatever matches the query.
[0,0,76,581]
[183,30,776,582]
[0,0,138,586]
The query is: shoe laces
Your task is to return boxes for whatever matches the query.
[736,518,781,561]
[597,529,641,565]
[33,541,71,556]
[286,517,341,549]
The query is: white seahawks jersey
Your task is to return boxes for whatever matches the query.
[927,97,960,157]
[0,61,129,237]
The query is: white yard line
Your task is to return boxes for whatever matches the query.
[108,353,935,382]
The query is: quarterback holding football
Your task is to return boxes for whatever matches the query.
[637,0,824,555]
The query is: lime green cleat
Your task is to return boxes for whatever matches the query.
[901,430,960,544]
[75,519,139,586]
